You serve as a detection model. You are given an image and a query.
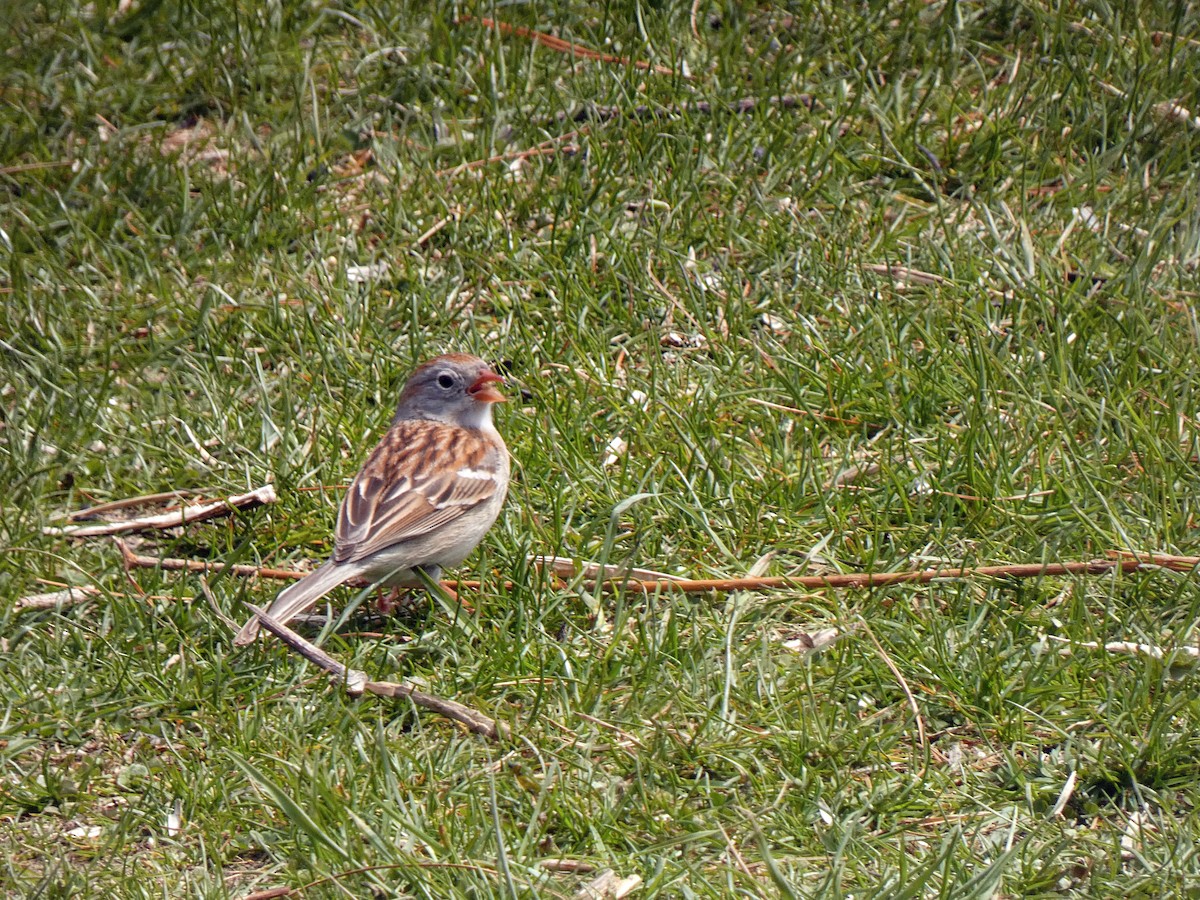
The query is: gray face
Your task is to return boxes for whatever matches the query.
[393,355,497,428]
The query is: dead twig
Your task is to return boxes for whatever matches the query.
[243,603,507,741]
[46,485,277,538]
[14,585,101,611]
[461,15,679,77]
[117,550,1199,596]
[611,555,1195,593]
[116,538,466,595]
[116,537,308,581]
[689,0,703,41]
[1110,550,1200,569]
[1045,635,1200,662]
[58,489,195,521]
[244,889,292,900]
[540,860,598,875]
[415,214,454,246]
[13,581,190,614]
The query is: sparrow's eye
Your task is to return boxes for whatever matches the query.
[437,373,455,389]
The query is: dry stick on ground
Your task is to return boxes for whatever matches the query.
[116,547,1200,596]
[242,603,507,741]
[115,537,307,581]
[113,537,472,592]
[1112,550,1200,567]
[415,213,454,246]
[1046,634,1200,662]
[14,583,198,614]
[45,485,277,538]
[55,489,196,521]
[622,554,1199,593]
[460,15,680,77]
[15,586,101,612]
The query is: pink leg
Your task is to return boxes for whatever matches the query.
[375,586,403,615]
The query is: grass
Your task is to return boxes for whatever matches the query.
[5,0,1200,896]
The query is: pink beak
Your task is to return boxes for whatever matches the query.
[468,370,507,403]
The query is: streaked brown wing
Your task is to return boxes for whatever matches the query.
[332,419,503,565]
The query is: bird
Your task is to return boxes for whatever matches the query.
[233,353,510,646]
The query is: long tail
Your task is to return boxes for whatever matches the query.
[233,562,351,646]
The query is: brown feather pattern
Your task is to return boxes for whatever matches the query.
[332,419,504,565]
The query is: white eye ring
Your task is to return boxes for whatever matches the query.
[437,373,455,389]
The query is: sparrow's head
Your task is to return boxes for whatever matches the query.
[395,353,507,428]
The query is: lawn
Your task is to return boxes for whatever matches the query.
[5,1,1200,896]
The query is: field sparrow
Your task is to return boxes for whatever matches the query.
[233,353,509,646]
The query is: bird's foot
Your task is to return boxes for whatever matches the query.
[375,586,404,616]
